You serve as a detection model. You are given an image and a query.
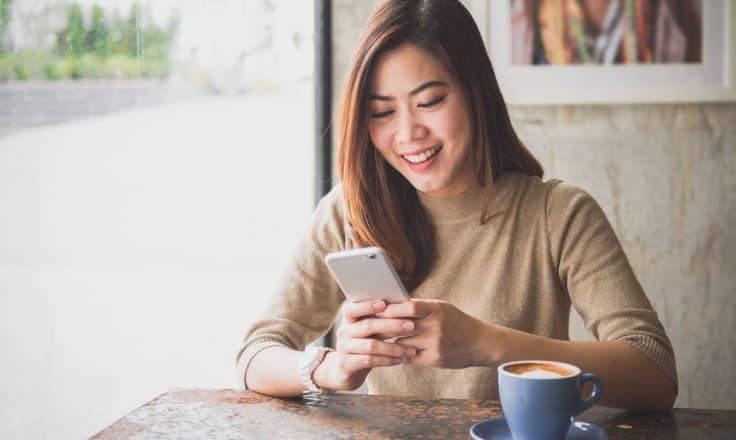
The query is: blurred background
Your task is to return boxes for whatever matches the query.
[1,0,734,438]
[1,0,315,438]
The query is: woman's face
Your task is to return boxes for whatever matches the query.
[367,43,475,198]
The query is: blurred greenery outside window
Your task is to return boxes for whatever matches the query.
[0,0,175,81]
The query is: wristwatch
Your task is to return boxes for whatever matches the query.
[298,346,334,394]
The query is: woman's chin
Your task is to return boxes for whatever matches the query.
[402,169,459,197]
[410,180,447,197]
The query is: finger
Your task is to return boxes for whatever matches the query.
[372,322,421,341]
[344,318,416,339]
[340,338,416,359]
[392,334,431,353]
[373,314,431,340]
[342,353,404,372]
[395,337,434,366]
[374,299,431,319]
[342,300,386,323]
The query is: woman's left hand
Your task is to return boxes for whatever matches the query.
[374,299,491,368]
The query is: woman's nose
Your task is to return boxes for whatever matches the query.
[395,110,427,145]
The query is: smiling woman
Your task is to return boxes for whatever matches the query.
[238,0,678,412]
[367,50,474,198]
[337,0,541,291]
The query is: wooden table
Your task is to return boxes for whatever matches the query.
[92,388,736,439]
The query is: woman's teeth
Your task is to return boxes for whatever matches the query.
[403,145,441,164]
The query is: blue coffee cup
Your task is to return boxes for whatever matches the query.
[498,360,603,440]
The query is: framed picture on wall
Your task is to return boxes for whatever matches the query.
[466,0,736,104]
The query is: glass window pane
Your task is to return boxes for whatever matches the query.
[0,1,314,438]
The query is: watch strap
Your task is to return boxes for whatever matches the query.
[298,346,334,394]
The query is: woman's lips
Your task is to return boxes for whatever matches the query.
[401,145,442,164]
[402,146,441,172]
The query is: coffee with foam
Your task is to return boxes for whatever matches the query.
[504,362,575,378]
[499,360,603,440]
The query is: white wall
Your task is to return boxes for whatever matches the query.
[0,84,314,438]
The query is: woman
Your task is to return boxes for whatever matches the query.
[237,0,677,410]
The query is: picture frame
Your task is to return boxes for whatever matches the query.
[465,0,736,104]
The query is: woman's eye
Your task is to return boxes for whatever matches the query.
[418,95,446,108]
[371,110,394,119]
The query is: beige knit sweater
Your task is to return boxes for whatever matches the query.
[236,172,677,399]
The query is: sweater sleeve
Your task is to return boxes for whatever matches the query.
[235,185,349,389]
[545,180,678,388]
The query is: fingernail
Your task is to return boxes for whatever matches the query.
[405,347,416,357]
[402,320,414,331]
[373,301,385,311]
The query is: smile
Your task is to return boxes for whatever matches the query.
[401,145,442,164]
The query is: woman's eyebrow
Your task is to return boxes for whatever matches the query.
[369,80,449,101]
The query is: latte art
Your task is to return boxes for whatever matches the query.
[519,369,565,378]
[505,362,575,378]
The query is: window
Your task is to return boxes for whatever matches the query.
[0,1,315,437]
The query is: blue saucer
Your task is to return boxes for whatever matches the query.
[470,417,607,440]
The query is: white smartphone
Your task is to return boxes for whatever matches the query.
[325,247,410,304]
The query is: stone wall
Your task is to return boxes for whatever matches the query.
[332,0,736,409]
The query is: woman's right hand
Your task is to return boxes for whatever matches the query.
[312,300,416,391]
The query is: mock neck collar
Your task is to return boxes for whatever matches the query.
[416,172,517,223]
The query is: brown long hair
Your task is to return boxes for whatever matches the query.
[338,0,543,291]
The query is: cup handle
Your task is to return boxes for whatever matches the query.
[573,373,603,416]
